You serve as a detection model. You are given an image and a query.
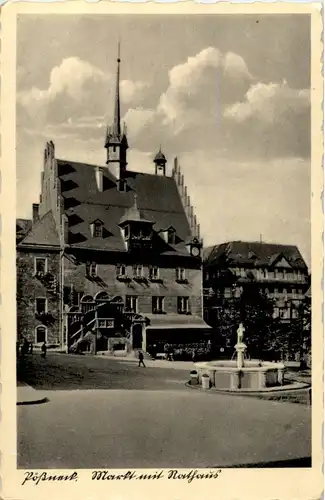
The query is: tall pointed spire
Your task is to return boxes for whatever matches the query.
[112,41,121,137]
[105,41,128,178]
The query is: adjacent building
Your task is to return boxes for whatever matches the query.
[203,241,310,327]
[16,50,211,354]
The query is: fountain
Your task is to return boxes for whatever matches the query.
[195,323,285,391]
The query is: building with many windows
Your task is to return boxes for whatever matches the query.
[203,241,310,326]
[16,50,211,354]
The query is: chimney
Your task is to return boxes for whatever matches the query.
[32,203,39,224]
[95,166,103,192]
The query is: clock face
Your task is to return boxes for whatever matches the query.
[191,246,200,257]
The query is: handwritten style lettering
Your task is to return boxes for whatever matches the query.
[22,471,78,486]
[168,469,222,483]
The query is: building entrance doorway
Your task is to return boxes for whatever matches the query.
[132,323,143,349]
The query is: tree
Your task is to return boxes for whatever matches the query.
[206,270,278,360]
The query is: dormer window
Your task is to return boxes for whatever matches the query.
[167,228,176,245]
[90,220,103,238]
[117,179,127,192]
[86,262,97,278]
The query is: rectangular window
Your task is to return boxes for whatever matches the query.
[176,267,185,281]
[34,257,47,276]
[149,266,159,280]
[273,307,279,318]
[152,296,164,313]
[116,264,126,278]
[125,296,138,313]
[224,288,232,299]
[98,319,114,328]
[292,309,298,319]
[274,288,278,297]
[35,298,47,315]
[177,296,190,314]
[133,265,143,278]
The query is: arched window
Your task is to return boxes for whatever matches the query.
[80,294,95,313]
[35,326,47,344]
[80,294,94,303]
[95,291,110,301]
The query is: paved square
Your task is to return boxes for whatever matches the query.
[17,353,311,468]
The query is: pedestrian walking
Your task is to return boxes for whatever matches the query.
[29,342,33,354]
[138,350,146,367]
[41,341,47,359]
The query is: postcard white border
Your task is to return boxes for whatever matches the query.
[1,3,323,499]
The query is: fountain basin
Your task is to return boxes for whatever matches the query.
[195,360,285,391]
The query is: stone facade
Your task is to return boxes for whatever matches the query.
[17,249,61,346]
[16,48,210,353]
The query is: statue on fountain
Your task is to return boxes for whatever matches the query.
[235,323,247,369]
[237,323,245,345]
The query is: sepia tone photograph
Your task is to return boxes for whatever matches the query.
[14,12,314,471]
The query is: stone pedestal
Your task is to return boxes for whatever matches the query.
[234,342,247,369]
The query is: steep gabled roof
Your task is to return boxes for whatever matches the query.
[204,241,308,270]
[16,218,32,240]
[57,159,192,254]
[18,211,60,248]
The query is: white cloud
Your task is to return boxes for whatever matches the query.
[120,80,149,104]
[157,47,253,132]
[123,107,157,138]
[18,57,107,109]
[17,57,149,134]
[224,81,310,124]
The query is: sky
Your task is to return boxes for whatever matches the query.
[16,14,311,267]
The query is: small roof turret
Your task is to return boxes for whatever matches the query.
[119,193,154,226]
[154,148,167,163]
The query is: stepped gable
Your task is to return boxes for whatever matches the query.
[57,159,192,253]
[18,211,60,248]
[204,241,307,270]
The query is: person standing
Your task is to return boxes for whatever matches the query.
[138,350,146,367]
[41,341,47,359]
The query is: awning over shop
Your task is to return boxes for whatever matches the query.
[145,314,211,330]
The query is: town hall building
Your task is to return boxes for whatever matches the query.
[16,50,211,355]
